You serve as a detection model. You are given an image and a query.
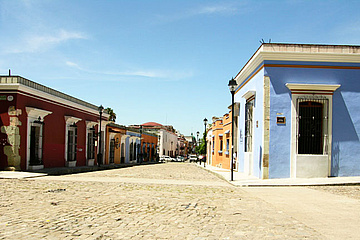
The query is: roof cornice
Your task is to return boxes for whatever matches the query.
[234,43,360,91]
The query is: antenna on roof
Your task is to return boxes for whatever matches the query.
[8,69,11,76]
[260,39,272,44]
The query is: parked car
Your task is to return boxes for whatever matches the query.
[176,156,185,162]
[189,154,198,163]
[160,155,171,162]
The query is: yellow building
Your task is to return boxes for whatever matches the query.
[209,106,238,171]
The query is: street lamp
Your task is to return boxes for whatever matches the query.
[97,105,104,167]
[203,118,208,167]
[196,131,199,145]
[228,77,237,181]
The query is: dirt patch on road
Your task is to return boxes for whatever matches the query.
[308,185,360,200]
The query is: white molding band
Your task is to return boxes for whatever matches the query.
[234,43,359,91]
[286,83,341,92]
[86,121,98,128]
[65,116,82,125]
[242,90,256,99]
[26,107,52,120]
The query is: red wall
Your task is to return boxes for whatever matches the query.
[0,89,101,170]
[0,93,14,169]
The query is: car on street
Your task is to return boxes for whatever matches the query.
[176,156,185,162]
[160,155,171,162]
[189,154,198,163]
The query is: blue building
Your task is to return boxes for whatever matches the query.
[234,43,360,179]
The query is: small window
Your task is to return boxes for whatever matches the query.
[109,139,115,163]
[130,142,133,161]
[297,99,328,154]
[87,128,96,159]
[30,125,42,165]
[245,97,254,152]
[121,143,125,163]
[67,125,77,161]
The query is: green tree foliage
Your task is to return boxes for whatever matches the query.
[195,139,206,155]
[195,132,207,155]
[106,107,116,122]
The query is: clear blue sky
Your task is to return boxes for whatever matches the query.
[1,0,359,136]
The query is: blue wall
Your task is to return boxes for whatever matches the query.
[265,60,360,177]
[268,82,292,178]
[235,69,264,178]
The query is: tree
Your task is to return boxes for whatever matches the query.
[195,139,206,155]
[106,107,116,122]
[195,132,207,155]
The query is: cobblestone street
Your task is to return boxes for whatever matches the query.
[0,163,359,239]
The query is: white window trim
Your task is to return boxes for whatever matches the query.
[26,107,52,170]
[242,90,256,100]
[286,83,340,92]
[287,84,340,178]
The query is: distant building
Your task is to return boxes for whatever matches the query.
[184,134,197,154]
[105,123,127,164]
[130,122,179,157]
[229,43,360,179]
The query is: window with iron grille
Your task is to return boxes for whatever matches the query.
[121,143,125,163]
[296,97,329,155]
[30,125,42,165]
[67,125,77,161]
[134,143,137,161]
[109,139,115,163]
[87,128,96,159]
[245,97,254,152]
[130,142,133,161]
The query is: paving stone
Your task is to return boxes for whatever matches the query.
[0,163,340,239]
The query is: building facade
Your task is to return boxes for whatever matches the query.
[0,75,108,170]
[132,122,179,158]
[140,131,158,162]
[184,134,197,155]
[232,43,360,179]
[105,123,127,165]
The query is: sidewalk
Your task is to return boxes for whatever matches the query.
[200,163,360,187]
[0,162,157,179]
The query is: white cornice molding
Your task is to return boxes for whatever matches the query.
[286,83,341,92]
[260,51,360,63]
[26,107,52,119]
[235,45,360,90]
[86,121,98,128]
[65,116,82,125]
[242,90,256,99]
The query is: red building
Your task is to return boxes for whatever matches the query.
[0,75,109,170]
